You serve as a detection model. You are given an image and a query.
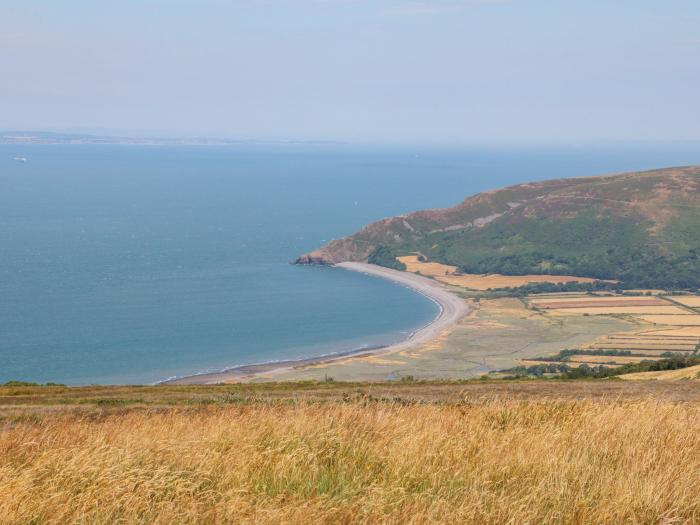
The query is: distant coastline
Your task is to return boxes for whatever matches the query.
[0,130,343,147]
[164,263,469,384]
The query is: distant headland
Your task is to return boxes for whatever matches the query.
[297,166,700,290]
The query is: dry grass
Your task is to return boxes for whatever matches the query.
[529,296,669,307]
[598,335,699,342]
[620,364,700,381]
[585,331,700,355]
[437,274,597,291]
[397,255,598,290]
[645,327,700,337]
[2,394,700,524]
[534,299,670,309]
[667,296,700,307]
[592,348,693,360]
[641,315,700,326]
[545,305,691,315]
[590,343,697,351]
[567,355,650,365]
[519,360,624,369]
[398,255,461,277]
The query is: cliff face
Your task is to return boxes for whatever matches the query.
[294,220,396,265]
[296,166,700,288]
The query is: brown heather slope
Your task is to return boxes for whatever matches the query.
[296,174,603,264]
[296,167,700,288]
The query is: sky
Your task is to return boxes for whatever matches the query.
[1,0,699,144]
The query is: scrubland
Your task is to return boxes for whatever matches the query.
[2,382,700,524]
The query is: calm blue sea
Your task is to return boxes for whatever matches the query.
[1,143,699,384]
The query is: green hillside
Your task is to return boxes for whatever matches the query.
[297,167,700,289]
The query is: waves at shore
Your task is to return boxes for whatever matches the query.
[166,263,470,385]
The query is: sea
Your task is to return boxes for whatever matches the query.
[1,142,699,384]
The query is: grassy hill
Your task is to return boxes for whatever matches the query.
[297,166,700,288]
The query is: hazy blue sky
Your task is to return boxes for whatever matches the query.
[1,1,698,143]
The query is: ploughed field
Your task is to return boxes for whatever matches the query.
[2,381,700,524]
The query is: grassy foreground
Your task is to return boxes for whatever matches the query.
[2,381,700,524]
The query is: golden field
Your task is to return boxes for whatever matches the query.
[544,305,690,315]
[528,294,692,316]
[640,315,700,326]
[2,382,700,524]
[567,354,652,364]
[590,342,696,351]
[529,296,668,307]
[646,326,700,337]
[519,359,623,368]
[397,255,598,290]
[620,364,700,381]
[667,296,700,307]
[591,348,694,356]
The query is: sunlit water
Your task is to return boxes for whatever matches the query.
[1,142,698,384]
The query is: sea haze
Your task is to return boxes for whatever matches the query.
[1,143,699,384]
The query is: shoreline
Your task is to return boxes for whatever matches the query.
[164,263,470,385]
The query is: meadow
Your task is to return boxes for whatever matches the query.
[2,381,700,524]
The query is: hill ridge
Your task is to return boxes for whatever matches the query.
[297,166,700,288]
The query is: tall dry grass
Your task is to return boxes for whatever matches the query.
[1,398,699,524]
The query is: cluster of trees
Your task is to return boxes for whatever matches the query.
[561,356,700,379]
[501,363,572,377]
[368,246,406,270]
[496,281,616,295]
[372,209,700,290]
[502,355,700,380]
[529,349,633,361]
[456,248,700,290]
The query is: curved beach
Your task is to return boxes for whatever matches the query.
[166,263,469,384]
[336,262,470,352]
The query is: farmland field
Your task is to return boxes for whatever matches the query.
[534,299,669,309]
[510,295,700,372]
[272,259,700,382]
[544,305,690,315]
[567,355,656,365]
[641,315,700,326]
[520,359,624,368]
[589,342,696,350]
[645,327,700,337]
[397,255,600,290]
[668,296,700,307]
[589,347,695,355]
[265,295,631,382]
[529,296,668,307]
[619,364,700,380]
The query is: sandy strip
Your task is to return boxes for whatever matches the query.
[165,263,470,384]
[335,262,470,352]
